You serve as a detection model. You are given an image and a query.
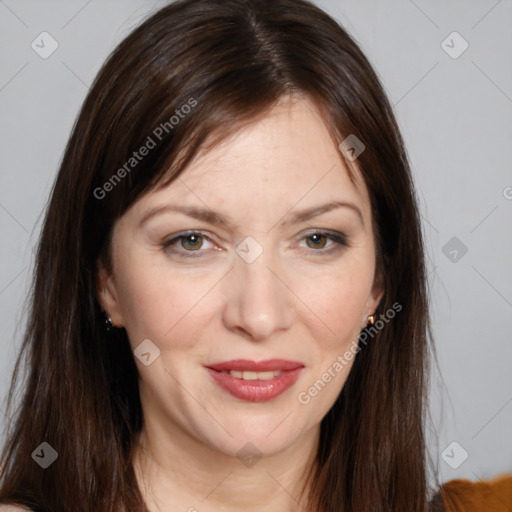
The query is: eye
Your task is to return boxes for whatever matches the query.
[178,233,205,251]
[299,230,348,253]
[161,229,348,259]
[162,231,215,256]
[305,233,329,249]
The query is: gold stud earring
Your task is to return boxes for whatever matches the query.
[367,314,376,325]
[105,314,114,332]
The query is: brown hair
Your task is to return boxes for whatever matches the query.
[0,0,439,510]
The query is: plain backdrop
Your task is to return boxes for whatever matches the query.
[1,0,511,488]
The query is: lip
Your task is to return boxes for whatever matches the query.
[204,359,305,403]
[206,359,304,372]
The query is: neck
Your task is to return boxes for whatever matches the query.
[132,415,319,512]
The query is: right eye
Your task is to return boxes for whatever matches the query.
[161,231,216,257]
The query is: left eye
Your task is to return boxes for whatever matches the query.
[304,233,330,249]
[299,231,347,251]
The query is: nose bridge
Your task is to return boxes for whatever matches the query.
[222,240,292,340]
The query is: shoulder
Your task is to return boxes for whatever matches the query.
[438,473,512,511]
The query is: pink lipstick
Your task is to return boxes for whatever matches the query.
[205,359,304,402]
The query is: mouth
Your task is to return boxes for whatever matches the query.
[204,359,304,402]
[217,369,285,380]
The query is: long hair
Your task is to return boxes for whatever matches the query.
[0,0,436,510]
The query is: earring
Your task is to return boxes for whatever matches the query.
[105,315,114,332]
[367,314,376,325]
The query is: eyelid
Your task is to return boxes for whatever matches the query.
[298,228,347,243]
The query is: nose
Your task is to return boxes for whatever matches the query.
[221,245,294,341]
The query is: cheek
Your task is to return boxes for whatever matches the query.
[293,263,374,415]
[293,257,375,346]
[113,253,213,347]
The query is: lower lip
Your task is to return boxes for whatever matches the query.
[205,367,303,402]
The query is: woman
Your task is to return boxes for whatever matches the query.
[0,0,510,510]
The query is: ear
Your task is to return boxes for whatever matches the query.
[363,281,384,327]
[96,259,124,328]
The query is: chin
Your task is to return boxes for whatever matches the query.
[200,415,307,459]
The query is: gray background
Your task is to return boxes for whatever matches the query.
[1,0,511,487]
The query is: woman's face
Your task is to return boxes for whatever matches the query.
[98,96,382,458]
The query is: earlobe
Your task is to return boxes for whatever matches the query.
[96,260,124,328]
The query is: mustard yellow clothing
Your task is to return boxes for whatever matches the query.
[438,474,512,511]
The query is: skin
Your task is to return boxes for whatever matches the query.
[97,95,383,512]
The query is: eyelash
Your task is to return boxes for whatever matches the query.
[161,230,348,258]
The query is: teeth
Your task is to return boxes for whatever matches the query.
[227,370,282,380]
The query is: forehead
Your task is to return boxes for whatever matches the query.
[130,96,372,227]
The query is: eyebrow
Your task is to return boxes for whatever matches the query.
[139,204,231,228]
[282,201,364,227]
[138,200,363,230]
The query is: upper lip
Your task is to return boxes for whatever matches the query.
[206,359,304,372]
